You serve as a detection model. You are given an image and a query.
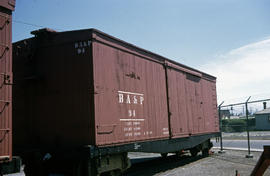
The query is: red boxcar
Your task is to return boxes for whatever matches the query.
[13,28,219,175]
[0,0,15,163]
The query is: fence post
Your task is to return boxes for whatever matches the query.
[245,96,253,158]
[218,101,225,153]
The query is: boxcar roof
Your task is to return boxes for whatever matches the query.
[13,28,216,80]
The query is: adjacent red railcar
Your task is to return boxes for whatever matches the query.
[13,28,219,175]
[0,0,15,163]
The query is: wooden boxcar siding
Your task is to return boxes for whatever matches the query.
[12,28,218,149]
[92,32,218,146]
[13,35,95,148]
[93,41,170,145]
[0,1,15,162]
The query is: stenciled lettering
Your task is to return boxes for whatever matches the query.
[140,96,144,104]
[126,95,131,104]
[118,91,144,105]
[119,93,124,103]
[133,96,138,104]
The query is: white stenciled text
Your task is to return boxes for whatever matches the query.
[118,91,144,105]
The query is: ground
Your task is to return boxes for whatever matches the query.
[125,149,270,176]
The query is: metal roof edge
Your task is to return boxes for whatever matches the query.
[13,27,216,80]
[12,37,34,46]
[91,28,216,80]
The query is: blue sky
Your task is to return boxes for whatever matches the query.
[13,0,270,103]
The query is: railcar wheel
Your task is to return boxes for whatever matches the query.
[161,153,168,158]
[202,148,209,157]
[72,159,97,176]
[86,159,98,176]
[190,148,199,157]
[110,169,122,176]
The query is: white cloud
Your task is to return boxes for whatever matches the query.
[200,38,270,104]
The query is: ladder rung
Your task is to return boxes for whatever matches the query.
[0,100,10,104]
[0,14,9,19]
[0,43,9,49]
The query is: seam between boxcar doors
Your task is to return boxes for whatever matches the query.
[163,63,172,138]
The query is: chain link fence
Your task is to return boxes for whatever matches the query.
[214,97,270,157]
